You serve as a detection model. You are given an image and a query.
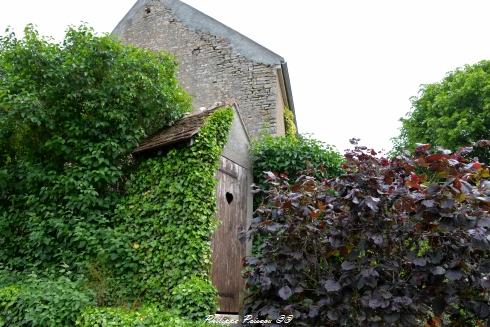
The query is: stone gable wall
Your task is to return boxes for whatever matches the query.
[113,0,284,137]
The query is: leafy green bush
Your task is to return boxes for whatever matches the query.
[0,25,191,273]
[394,60,490,162]
[171,276,218,320]
[244,142,490,326]
[0,276,95,327]
[0,285,20,327]
[251,134,343,184]
[76,305,218,327]
[0,268,20,287]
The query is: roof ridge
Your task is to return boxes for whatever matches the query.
[113,0,284,65]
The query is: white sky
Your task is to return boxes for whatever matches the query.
[1,0,490,152]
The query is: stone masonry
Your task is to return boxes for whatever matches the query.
[113,0,291,137]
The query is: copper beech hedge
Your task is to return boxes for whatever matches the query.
[244,140,490,326]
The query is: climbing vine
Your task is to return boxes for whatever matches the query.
[101,107,234,314]
[284,107,297,138]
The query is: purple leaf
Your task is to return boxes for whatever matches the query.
[341,261,356,271]
[264,262,277,273]
[384,313,400,323]
[445,270,463,281]
[324,279,341,292]
[471,301,490,319]
[368,297,389,309]
[278,285,292,300]
[430,252,442,264]
[448,159,460,166]
[440,198,455,209]
[371,234,383,245]
[363,276,378,288]
[264,171,276,180]
[308,305,319,318]
[480,278,490,289]
[260,276,271,288]
[477,197,490,204]
[422,199,435,207]
[413,257,427,267]
[460,180,474,194]
[431,266,446,275]
[427,184,441,195]
[327,309,339,321]
[477,218,490,228]
[458,146,473,155]
[365,196,380,212]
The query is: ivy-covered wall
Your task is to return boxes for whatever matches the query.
[102,107,234,316]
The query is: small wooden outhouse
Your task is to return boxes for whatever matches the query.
[132,103,252,314]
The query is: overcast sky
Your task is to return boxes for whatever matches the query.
[1,0,490,152]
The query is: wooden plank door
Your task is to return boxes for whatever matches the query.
[211,156,248,313]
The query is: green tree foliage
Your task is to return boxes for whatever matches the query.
[394,60,490,162]
[0,25,191,272]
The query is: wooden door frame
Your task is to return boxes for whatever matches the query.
[211,156,251,313]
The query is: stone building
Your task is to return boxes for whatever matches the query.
[113,0,295,137]
[114,0,296,314]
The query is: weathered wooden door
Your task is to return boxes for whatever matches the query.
[211,156,248,313]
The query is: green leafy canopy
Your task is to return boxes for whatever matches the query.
[394,60,490,162]
[0,25,191,272]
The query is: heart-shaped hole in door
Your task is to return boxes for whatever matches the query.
[226,192,233,204]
